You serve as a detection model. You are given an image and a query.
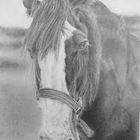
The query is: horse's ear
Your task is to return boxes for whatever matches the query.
[22,0,33,9]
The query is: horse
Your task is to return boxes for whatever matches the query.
[22,0,139,140]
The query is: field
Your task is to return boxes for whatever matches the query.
[0,27,41,140]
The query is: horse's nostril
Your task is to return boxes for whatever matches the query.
[66,137,73,140]
[40,135,44,140]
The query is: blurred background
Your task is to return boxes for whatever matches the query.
[0,0,139,140]
[0,1,40,140]
[0,24,41,140]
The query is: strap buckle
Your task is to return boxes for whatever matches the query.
[75,102,82,114]
[36,90,40,100]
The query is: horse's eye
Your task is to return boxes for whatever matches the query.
[79,40,89,50]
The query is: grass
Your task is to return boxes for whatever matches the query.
[0,26,26,38]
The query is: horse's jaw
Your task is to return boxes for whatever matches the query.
[38,21,79,140]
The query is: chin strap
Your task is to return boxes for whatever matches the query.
[77,118,94,138]
[37,88,94,138]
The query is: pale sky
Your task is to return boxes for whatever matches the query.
[0,0,140,28]
[0,0,32,28]
[100,0,140,16]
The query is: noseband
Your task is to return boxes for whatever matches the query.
[37,88,82,114]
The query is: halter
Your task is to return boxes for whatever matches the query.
[34,40,94,138]
[36,89,93,138]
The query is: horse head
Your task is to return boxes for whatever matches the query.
[24,0,101,139]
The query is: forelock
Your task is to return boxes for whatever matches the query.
[24,0,70,59]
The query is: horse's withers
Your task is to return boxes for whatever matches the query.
[38,21,80,140]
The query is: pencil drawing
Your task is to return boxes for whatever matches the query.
[0,0,139,140]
